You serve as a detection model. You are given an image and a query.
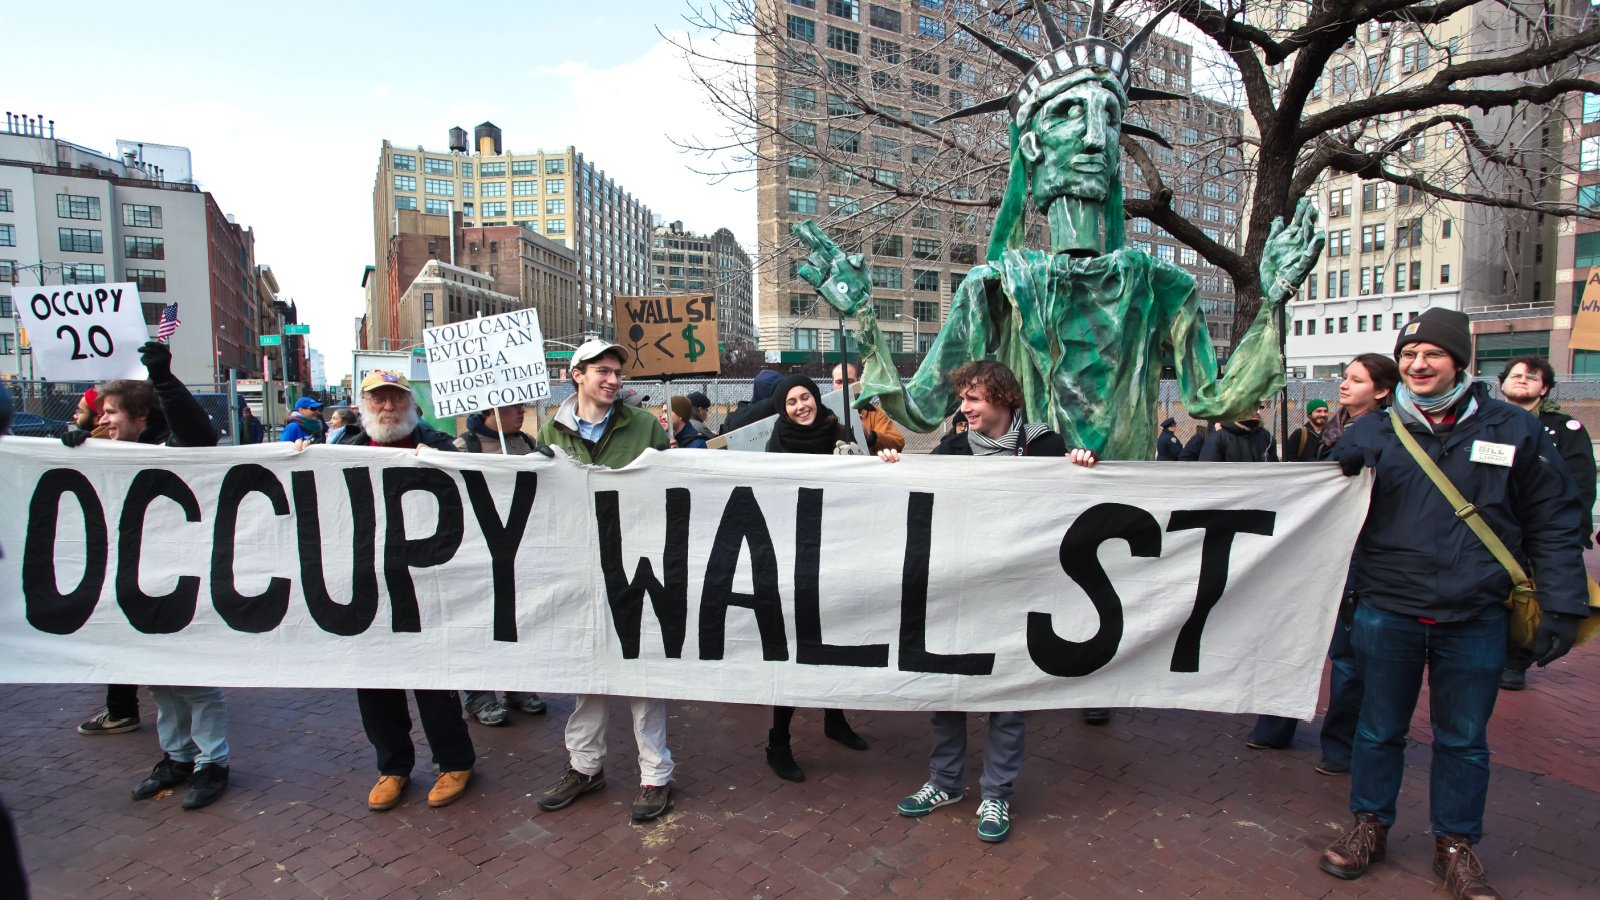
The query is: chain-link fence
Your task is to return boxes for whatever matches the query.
[5,378,244,442]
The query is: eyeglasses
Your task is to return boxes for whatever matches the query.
[585,366,626,380]
[1398,349,1452,365]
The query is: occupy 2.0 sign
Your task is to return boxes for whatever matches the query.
[16,283,152,381]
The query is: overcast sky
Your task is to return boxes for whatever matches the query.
[10,0,755,382]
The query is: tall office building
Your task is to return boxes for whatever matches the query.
[0,115,264,383]
[754,1,1244,363]
[1258,7,1550,376]
[650,221,757,347]
[367,125,653,350]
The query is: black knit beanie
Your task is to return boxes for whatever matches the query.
[1394,308,1471,368]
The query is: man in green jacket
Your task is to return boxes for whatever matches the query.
[535,339,675,822]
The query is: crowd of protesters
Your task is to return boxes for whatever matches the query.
[11,314,1596,900]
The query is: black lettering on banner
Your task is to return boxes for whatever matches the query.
[699,487,789,661]
[795,487,888,667]
[22,469,109,634]
[1166,510,1277,673]
[292,469,380,636]
[211,464,292,632]
[116,469,202,634]
[382,469,464,632]
[899,491,994,675]
[462,470,538,643]
[595,488,689,659]
[1029,503,1160,677]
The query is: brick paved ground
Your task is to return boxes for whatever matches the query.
[3,636,1596,898]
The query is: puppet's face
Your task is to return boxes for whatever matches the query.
[1022,75,1124,208]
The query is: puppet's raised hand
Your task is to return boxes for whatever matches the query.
[1259,197,1325,305]
[793,220,872,317]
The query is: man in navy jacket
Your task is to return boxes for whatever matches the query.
[1317,309,1586,900]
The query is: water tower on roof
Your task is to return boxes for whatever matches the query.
[448,126,468,153]
[474,122,502,156]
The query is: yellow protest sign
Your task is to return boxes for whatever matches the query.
[1572,269,1600,352]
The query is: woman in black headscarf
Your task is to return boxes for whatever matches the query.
[762,374,867,782]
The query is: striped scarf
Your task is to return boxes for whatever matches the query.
[967,409,1050,456]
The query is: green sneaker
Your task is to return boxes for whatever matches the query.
[975,798,1011,843]
[896,782,962,817]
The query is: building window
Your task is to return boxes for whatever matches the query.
[513,180,538,195]
[0,225,12,247]
[124,236,164,259]
[58,228,103,254]
[126,268,166,292]
[425,178,454,195]
[546,219,566,234]
[1440,264,1451,285]
[827,59,859,82]
[461,162,473,177]
[790,292,815,315]
[425,199,451,216]
[1306,319,1316,336]
[912,268,940,291]
[481,162,507,176]
[1409,260,1422,290]
[395,195,418,211]
[912,208,940,230]
[511,160,537,175]
[122,203,163,228]
[480,181,507,198]
[788,15,816,41]
[61,263,106,284]
[788,121,817,145]
[1294,319,1303,337]
[546,199,566,215]
[871,233,902,256]
[424,158,454,175]
[1441,219,1452,239]
[870,265,903,288]
[480,201,507,217]
[546,178,565,194]
[869,3,900,31]
[827,25,860,53]
[511,200,536,217]
[56,194,102,221]
[0,189,10,212]
[394,175,417,191]
[918,15,946,38]
[545,158,565,175]
[787,189,819,214]
[911,237,941,260]
[949,243,977,265]
[0,261,13,283]
[788,155,818,179]
[793,328,819,350]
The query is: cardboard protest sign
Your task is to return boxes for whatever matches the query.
[713,388,868,452]
[422,309,550,417]
[617,294,720,379]
[1570,269,1600,351]
[0,439,1371,717]
[15,283,150,381]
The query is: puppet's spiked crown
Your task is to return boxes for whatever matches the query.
[939,0,1184,147]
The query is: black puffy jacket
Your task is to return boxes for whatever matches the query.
[1330,381,1588,621]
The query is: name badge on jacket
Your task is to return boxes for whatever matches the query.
[1469,441,1516,467]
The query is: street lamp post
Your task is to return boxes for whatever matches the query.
[896,311,923,363]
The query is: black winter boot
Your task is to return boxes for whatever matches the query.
[766,729,804,782]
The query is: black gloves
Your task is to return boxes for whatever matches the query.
[1531,610,1582,667]
[61,428,91,448]
[532,444,555,458]
[139,340,174,382]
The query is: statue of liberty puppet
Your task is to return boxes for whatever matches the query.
[794,0,1324,459]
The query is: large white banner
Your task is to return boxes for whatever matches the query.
[0,439,1371,717]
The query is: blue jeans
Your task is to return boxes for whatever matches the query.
[1349,604,1505,842]
[1250,619,1364,763]
[149,686,229,767]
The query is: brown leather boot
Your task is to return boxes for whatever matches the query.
[1434,836,1503,900]
[1319,812,1388,879]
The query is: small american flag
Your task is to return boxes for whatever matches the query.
[156,303,181,343]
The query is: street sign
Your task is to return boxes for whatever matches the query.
[284,324,310,335]
[259,334,282,346]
